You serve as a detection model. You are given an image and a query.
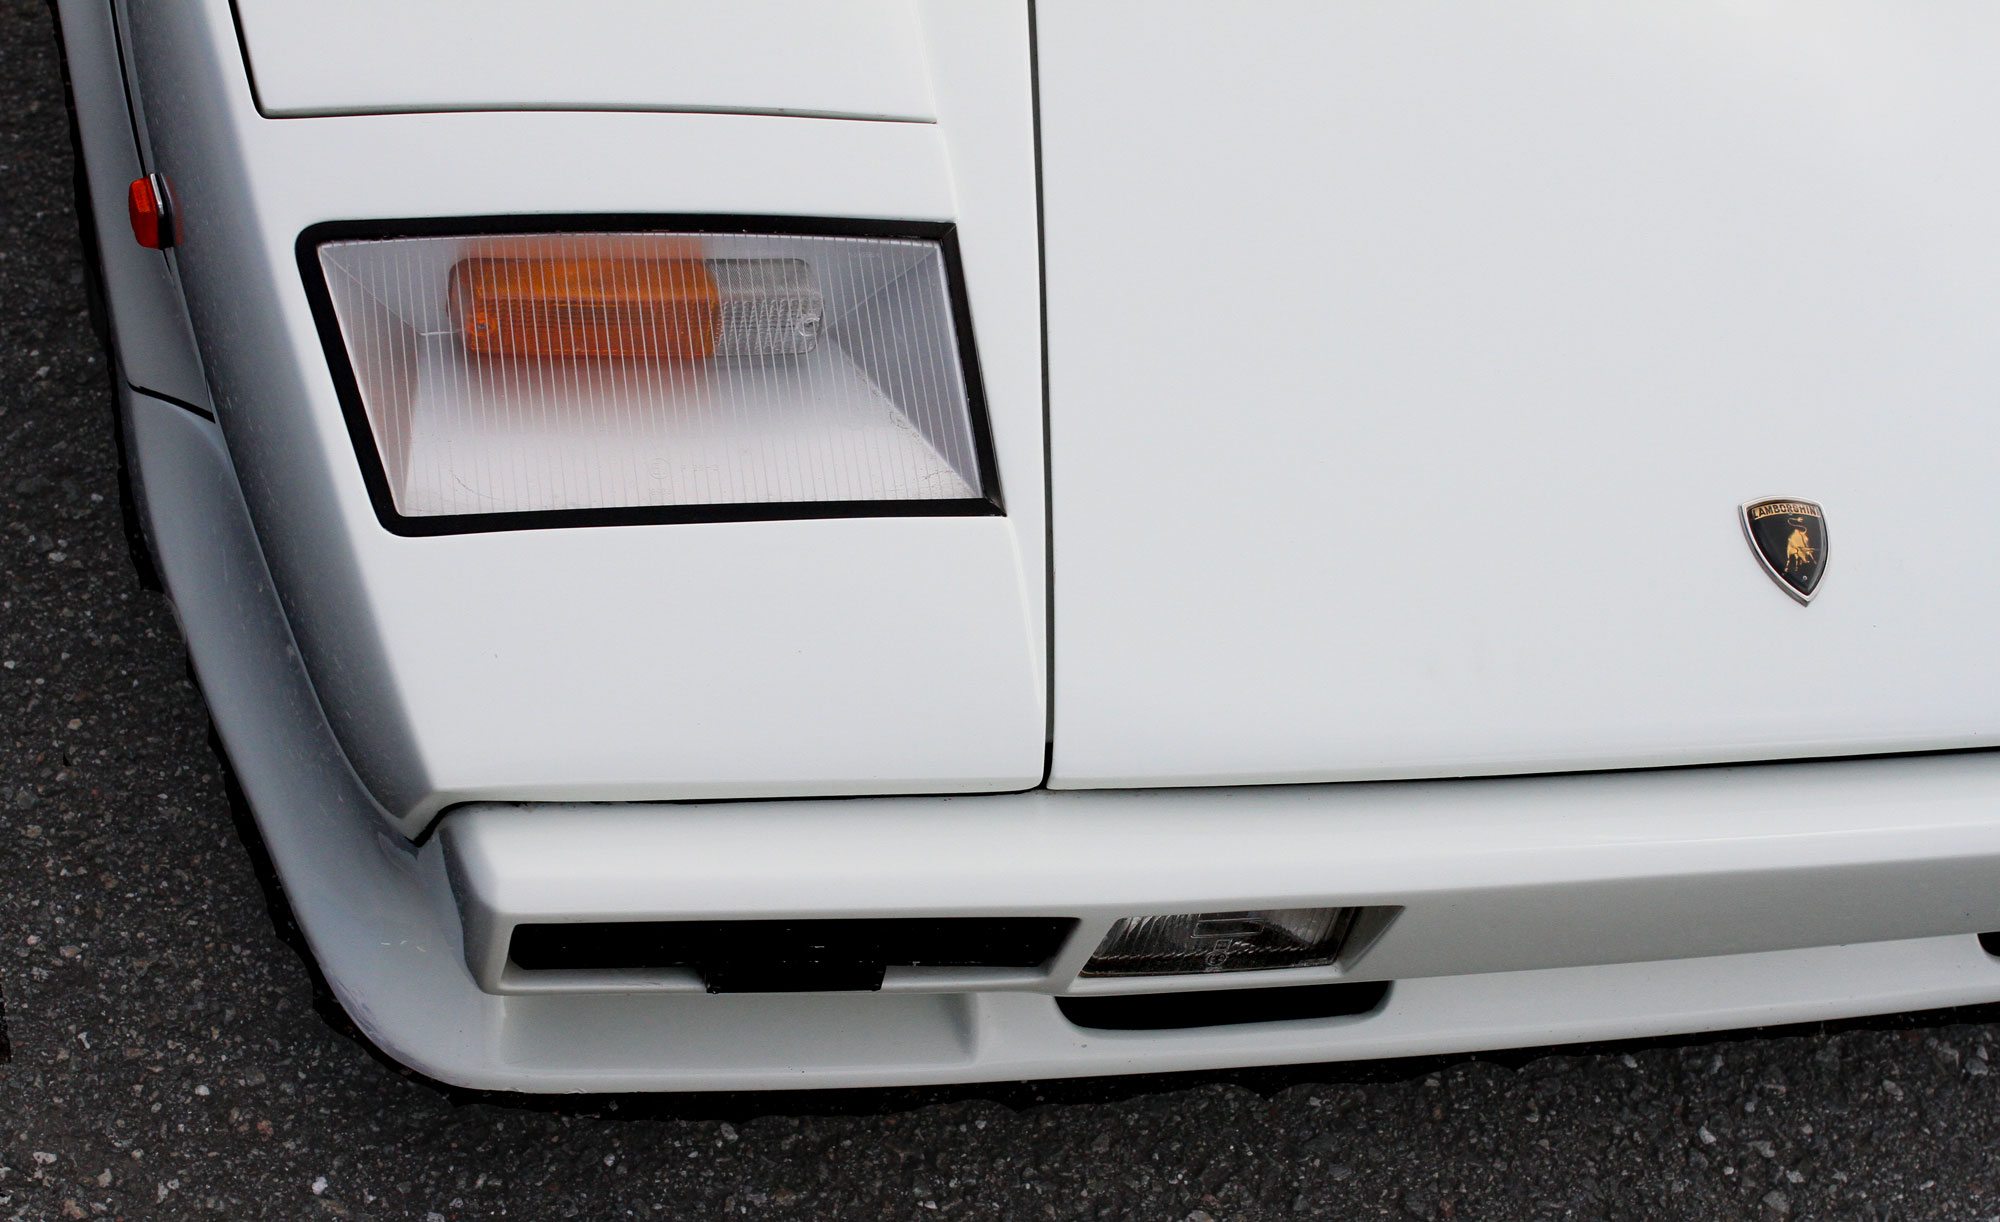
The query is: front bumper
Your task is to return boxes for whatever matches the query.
[138,388,2000,1092]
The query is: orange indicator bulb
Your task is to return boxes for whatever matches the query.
[450,257,721,360]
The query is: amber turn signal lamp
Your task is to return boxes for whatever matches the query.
[450,257,722,360]
[314,230,964,520]
[127,173,176,250]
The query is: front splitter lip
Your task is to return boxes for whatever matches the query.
[326,934,2000,1095]
[139,388,2000,1093]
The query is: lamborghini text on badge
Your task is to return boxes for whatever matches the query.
[1739,498,1828,605]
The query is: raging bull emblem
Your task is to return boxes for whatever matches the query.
[1740,498,1828,604]
[1783,526,1815,573]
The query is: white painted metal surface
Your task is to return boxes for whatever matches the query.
[1041,2,2000,787]
[232,0,936,122]
[50,0,208,407]
[119,0,1047,833]
[917,1,1049,704]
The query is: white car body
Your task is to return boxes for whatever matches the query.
[54,0,2000,1091]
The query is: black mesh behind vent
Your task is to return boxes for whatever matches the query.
[509,917,1075,993]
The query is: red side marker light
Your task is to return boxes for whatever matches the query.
[128,173,178,249]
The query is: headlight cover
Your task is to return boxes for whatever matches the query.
[302,221,999,532]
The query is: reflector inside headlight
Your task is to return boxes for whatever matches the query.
[311,229,992,523]
[1079,908,1357,978]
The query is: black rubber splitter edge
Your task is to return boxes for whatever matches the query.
[1057,980,1391,1031]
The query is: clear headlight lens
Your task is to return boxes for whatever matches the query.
[310,229,993,525]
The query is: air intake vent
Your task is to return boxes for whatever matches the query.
[508,917,1075,993]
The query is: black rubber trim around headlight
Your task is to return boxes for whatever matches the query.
[295,214,1005,537]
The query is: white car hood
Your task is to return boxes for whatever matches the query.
[1039,1,2000,787]
[231,0,935,122]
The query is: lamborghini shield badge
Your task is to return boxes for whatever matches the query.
[1740,498,1828,605]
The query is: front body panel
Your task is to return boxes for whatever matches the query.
[51,0,208,407]
[123,0,1048,833]
[1042,1,2000,787]
[232,0,936,122]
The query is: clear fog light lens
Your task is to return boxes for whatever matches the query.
[311,229,991,522]
[1079,908,1357,978]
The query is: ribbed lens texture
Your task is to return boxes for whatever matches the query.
[316,232,984,517]
[1079,908,1355,978]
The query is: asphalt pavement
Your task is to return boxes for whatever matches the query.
[6,3,2000,1218]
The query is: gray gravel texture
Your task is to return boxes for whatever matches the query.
[7,2,2000,1218]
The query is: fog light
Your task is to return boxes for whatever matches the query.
[1079,908,1357,978]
